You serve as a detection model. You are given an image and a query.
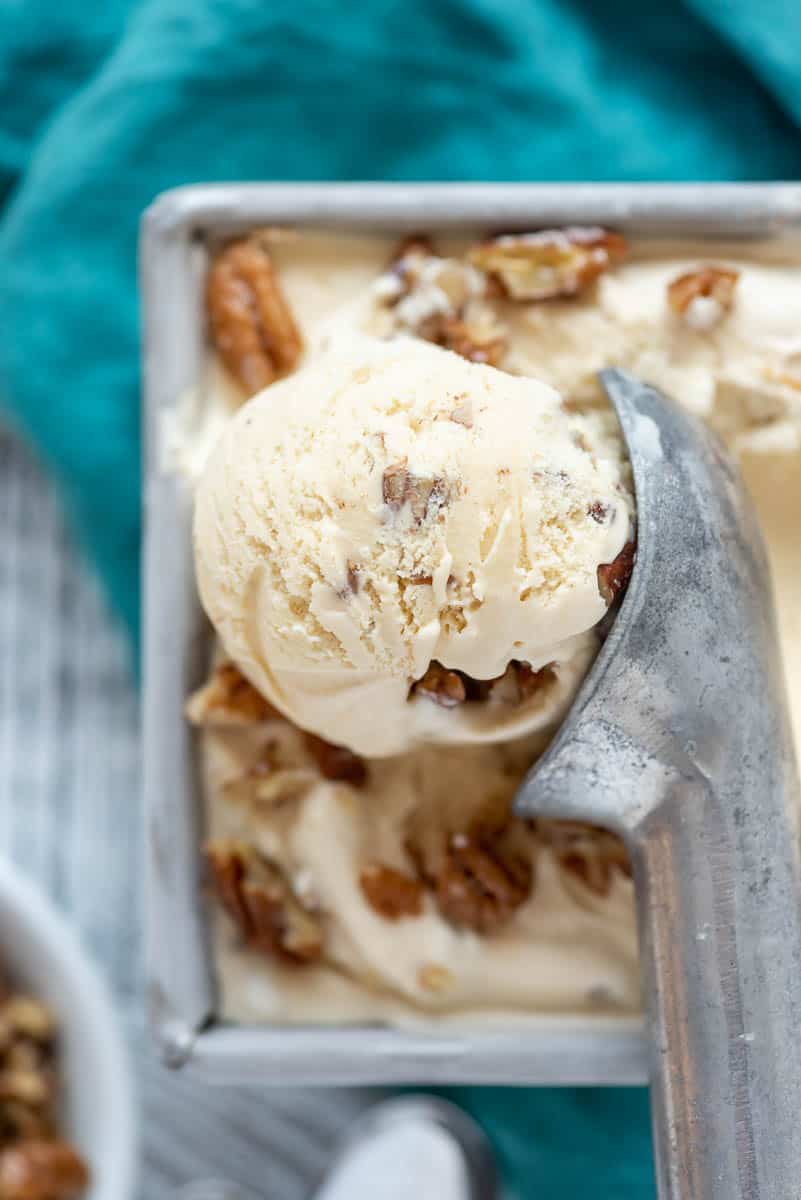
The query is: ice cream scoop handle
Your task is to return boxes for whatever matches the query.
[634,782,801,1200]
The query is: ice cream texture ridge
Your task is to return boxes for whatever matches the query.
[179,228,801,1025]
[194,335,633,756]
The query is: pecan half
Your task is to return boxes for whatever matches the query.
[539,820,631,897]
[597,540,636,605]
[206,842,323,964]
[411,662,467,708]
[186,662,280,726]
[382,464,449,524]
[419,314,507,367]
[303,733,368,787]
[206,235,303,394]
[0,993,61,1152]
[468,227,627,301]
[667,266,739,329]
[359,863,424,920]
[0,1140,90,1200]
[0,1000,53,1047]
[435,831,533,934]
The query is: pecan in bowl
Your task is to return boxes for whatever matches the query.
[0,989,90,1199]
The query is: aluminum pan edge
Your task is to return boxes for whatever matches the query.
[141,182,801,1084]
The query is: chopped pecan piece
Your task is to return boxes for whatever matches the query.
[468,227,627,301]
[373,236,436,303]
[588,500,610,523]
[0,1139,90,1200]
[345,562,361,595]
[206,842,323,964]
[435,830,533,934]
[487,661,556,704]
[0,991,62,1154]
[417,964,453,993]
[359,863,424,920]
[539,820,631,897]
[1,1102,54,1144]
[597,540,636,605]
[186,662,280,726]
[388,235,435,283]
[222,760,317,811]
[419,314,507,367]
[667,266,739,329]
[382,464,449,524]
[411,660,554,708]
[0,1000,53,1047]
[0,1070,50,1108]
[382,461,410,510]
[303,734,368,786]
[411,662,467,708]
[450,397,473,427]
[206,235,303,394]
[408,475,448,524]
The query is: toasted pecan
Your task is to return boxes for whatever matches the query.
[435,830,533,934]
[387,235,436,288]
[468,227,627,301]
[359,863,424,920]
[0,1139,90,1200]
[382,464,450,524]
[667,266,739,326]
[411,662,467,708]
[303,734,368,787]
[206,842,323,964]
[538,819,631,897]
[597,540,636,606]
[206,235,303,393]
[419,314,507,367]
[0,992,62,1153]
[487,661,556,705]
[186,662,280,727]
[411,659,553,708]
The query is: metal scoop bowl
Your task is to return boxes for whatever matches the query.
[514,369,801,1199]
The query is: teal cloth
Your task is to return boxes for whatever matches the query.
[2,1,800,1195]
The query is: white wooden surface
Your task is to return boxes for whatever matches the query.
[0,425,375,1199]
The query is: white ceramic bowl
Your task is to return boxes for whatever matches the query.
[0,856,137,1200]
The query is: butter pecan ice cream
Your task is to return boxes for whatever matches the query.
[177,223,801,1029]
[194,335,633,757]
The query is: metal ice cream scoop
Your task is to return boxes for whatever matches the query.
[514,369,801,1200]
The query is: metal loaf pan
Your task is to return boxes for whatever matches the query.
[140,182,801,1085]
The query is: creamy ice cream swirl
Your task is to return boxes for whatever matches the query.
[194,335,633,757]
